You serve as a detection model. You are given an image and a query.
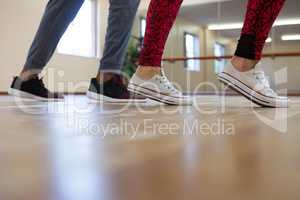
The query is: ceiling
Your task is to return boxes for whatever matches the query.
[179,0,300,43]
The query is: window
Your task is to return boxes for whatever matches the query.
[214,43,225,74]
[57,0,97,58]
[140,17,146,38]
[184,32,200,71]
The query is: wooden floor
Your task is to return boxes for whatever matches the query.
[1,95,300,200]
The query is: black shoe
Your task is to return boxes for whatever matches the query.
[8,76,64,101]
[86,75,146,103]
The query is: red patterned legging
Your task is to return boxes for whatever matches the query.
[139,0,286,67]
[235,0,286,60]
[139,0,183,67]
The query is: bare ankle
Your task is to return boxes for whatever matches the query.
[96,72,115,83]
[231,56,259,72]
[19,70,39,81]
[135,66,161,80]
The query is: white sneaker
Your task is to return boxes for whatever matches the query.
[217,62,289,108]
[128,71,193,105]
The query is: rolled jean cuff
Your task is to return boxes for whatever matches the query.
[98,63,123,74]
[23,60,45,71]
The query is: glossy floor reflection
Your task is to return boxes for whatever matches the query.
[0,95,300,200]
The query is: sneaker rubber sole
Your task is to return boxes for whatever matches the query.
[127,83,192,106]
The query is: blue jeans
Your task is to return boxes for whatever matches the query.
[24,0,140,73]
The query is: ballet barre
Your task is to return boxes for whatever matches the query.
[163,52,300,62]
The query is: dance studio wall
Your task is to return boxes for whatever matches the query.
[262,43,300,93]
[163,17,207,93]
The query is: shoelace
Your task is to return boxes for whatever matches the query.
[156,74,180,94]
[253,71,276,96]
